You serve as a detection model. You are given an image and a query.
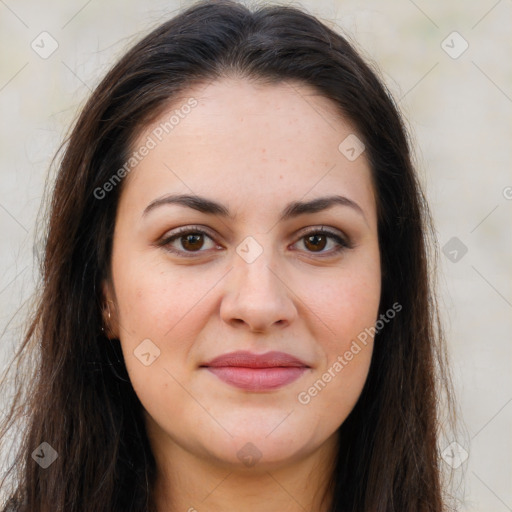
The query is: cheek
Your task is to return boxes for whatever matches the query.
[293,257,381,349]
[293,257,380,414]
[111,255,213,385]
[296,281,377,423]
[113,268,209,413]
[114,255,212,340]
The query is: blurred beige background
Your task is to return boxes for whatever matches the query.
[1,0,511,510]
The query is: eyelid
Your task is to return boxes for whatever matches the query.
[157,224,353,258]
[156,224,221,253]
[292,225,353,249]
[162,224,218,240]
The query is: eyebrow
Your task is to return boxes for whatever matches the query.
[142,193,367,223]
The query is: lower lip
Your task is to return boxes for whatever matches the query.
[205,366,307,391]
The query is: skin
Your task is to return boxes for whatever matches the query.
[103,78,381,512]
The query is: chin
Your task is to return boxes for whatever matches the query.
[198,426,320,472]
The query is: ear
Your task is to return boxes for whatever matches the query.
[101,280,119,339]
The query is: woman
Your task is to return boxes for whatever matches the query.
[0,1,456,510]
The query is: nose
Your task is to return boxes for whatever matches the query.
[220,246,298,333]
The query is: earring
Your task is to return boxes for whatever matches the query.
[101,300,113,337]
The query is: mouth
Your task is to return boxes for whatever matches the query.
[200,350,310,392]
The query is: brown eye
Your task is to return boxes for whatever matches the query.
[303,233,328,252]
[181,233,205,251]
[294,228,351,256]
[159,227,219,257]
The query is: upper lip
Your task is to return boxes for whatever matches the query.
[201,350,310,368]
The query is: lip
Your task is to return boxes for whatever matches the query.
[201,350,310,391]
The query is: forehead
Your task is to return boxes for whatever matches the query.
[136,78,352,145]
[121,78,376,225]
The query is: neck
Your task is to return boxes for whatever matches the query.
[151,434,338,512]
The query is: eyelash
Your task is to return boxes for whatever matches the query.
[157,225,353,259]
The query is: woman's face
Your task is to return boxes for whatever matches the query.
[105,78,381,472]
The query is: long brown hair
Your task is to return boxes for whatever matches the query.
[0,1,457,510]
